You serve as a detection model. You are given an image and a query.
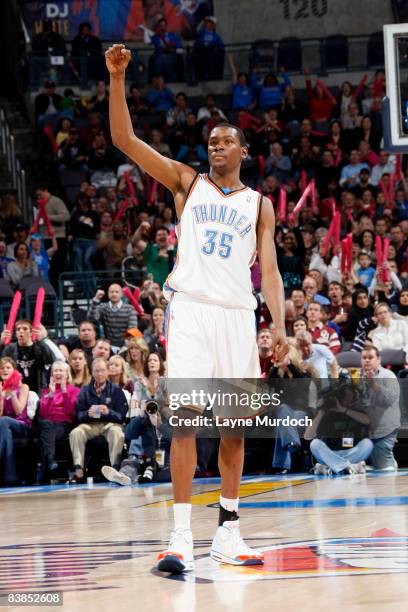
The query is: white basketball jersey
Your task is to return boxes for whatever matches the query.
[164,173,261,309]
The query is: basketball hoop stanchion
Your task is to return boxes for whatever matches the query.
[4,291,22,345]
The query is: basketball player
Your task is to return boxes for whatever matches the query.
[105,44,289,574]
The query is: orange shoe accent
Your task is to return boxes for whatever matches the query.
[157,552,184,561]
[236,553,264,560]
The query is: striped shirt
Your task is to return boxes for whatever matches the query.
[88,300,138,347]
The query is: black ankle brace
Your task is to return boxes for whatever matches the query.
[219,505,239,526]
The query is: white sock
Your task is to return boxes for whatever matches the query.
[220,496,239,513]
[173,503,192,530]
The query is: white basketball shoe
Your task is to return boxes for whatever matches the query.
[210,521,264,566]
[157,527,195,574]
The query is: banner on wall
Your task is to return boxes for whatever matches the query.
[21,0,213,42]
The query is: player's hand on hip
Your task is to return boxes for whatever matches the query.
[105,44,131,75]
[272,329,290,363]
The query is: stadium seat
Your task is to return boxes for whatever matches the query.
[336,351,362,368]
[0,278,14,299]
[323,34,348,70]
[249,39,275,72]
[277,37,302,72]
[58,166,88,207]
[367,31,385,67]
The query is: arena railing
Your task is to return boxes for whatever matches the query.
[0,108,29,221]
[27,33,383,91]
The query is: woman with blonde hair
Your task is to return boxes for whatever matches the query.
[0,357,30,485]
[38,360,80,480]
[108,355,134,395]
[126,337,149,381]
[69,349,91,387]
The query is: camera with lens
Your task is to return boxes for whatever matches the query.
[146,400,159,414]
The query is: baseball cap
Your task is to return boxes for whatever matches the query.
[125,328,143,338]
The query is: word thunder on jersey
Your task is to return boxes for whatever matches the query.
[164,173,261,309]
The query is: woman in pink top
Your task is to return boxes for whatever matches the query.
[0,357,30,486]
[39,361,80,478]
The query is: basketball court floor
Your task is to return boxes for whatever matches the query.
[1,471,408,611]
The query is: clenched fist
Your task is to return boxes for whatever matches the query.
[94,290,105,301]
[105,44,132,75]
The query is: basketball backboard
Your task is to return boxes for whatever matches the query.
[383,23,408,151]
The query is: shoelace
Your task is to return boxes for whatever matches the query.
[168,527,190,548]
[227,526,252,554]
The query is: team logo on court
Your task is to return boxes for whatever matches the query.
[181,529,408,583]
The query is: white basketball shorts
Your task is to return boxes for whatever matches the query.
[166,292,261,379]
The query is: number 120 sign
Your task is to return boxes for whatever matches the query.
[279,0,328,20]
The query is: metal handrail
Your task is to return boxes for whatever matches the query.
[0,107,30,222]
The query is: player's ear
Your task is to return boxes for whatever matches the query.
[241,145,248,160]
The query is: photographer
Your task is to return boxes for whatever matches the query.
[102,353,171,485]
[305,384,373,475]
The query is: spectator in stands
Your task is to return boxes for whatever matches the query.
[296,330,338,379]
[345,288,373,341]
[0,194,23,243]
[228,55,256,110]
[390,224,408,267]
[0,240,14,278]
[38,360,79,481]
[149,16,184,81]
[328,281,350,336]
[357,114,382,152]
[306,384,372,475]
[5,242,39,287]
[88,284,138,351]
[69,349,91,388]
[257,328,274,377]
[96,219,129,271]
[145,76,175,113]
[197,94,227,123]
[65,320,97,366]
[291,316,308,336]
[88,134,117,173]
[339,150,369,189]
[360,345,400,470]
[304,68,336,128]
[72,22,102,57]
[0,357,31,486]
[69,357,128,483]
[5,223,29,259]
[290,289,307,317]
[265,143,291,183]
[150,129,173,158]
[108,355,134,398]
[370,151,396,187]
[34,81,63,124]
[32,20,66,57]
[166,92,191,128]
[356,251,376,288]
[257,70,291,110]
[370,303,408,362]
[80,112,110,148]
[306,301,341,354]
[394,290,408,321]
[127,84,149,119]
[92,339,112,360]
[302,275,329,306]
[125,337,149,382]
[34,184,70,289]
[55,117,73,147]
[69,194,100,276]
[29,233,57,283]
[0,320,55,394]
[175,112,208,164]
[132,222,175,288]
[143,307,166,355]
[268,342,316,474]
[57,127,89,171]
[193,16,224,80]
[87,81,109,114]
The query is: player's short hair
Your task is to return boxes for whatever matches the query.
[210,123,247,147]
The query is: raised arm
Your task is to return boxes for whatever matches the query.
[105,44,195,213]
[257,198,289,362]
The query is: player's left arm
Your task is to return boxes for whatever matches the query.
[257,197,289,362]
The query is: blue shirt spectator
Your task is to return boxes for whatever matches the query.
[194,17,224,49]
[257,72,291,109]
[150,18,182,52]
[146,76,175,113]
